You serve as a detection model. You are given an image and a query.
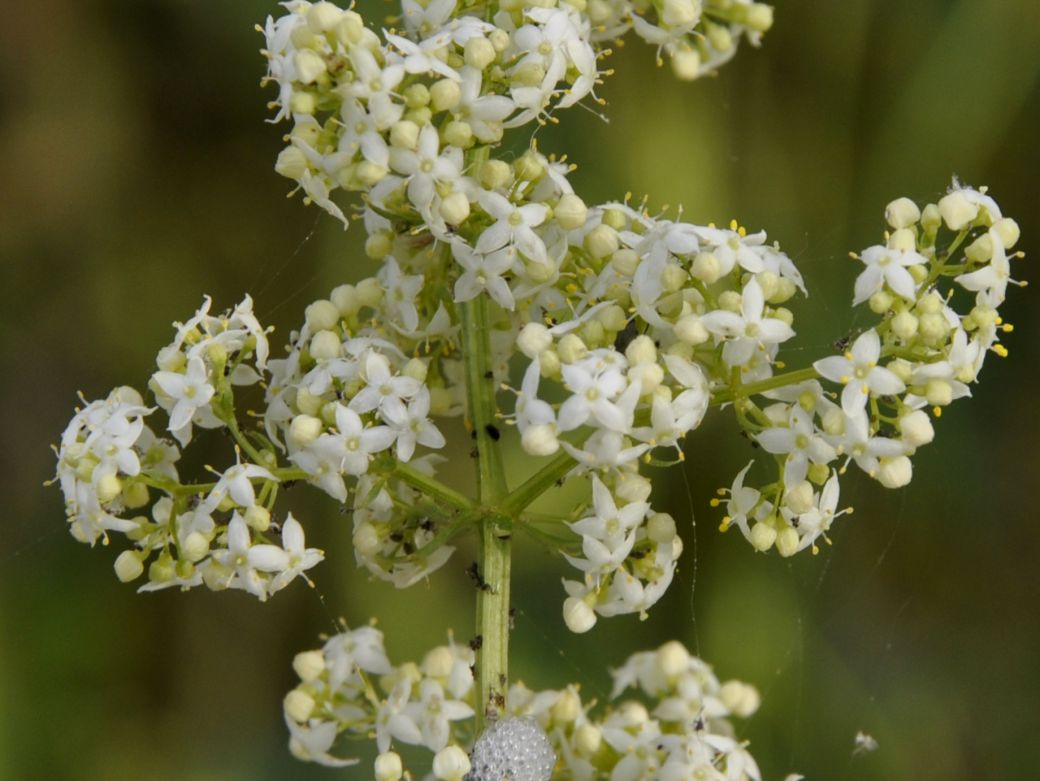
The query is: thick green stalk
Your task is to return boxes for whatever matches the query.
[460,295,511,730]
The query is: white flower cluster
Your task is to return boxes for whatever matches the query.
[285,634,762,780]
[54,297,323,599]
[283,626,477,773]
[716,183,1022,557]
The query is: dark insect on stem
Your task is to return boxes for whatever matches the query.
[419,518,435,533]
[485,424,501,441]
[833,334,853,352]
[389,532,404,543]
[613,319,641,352]
[470,447,479,459]
[469,635,483,651]
[283,480,299,489]
[483,370,494,379]
[466,561,491,591]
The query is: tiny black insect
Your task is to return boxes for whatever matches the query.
[469,635,483,651]
[485,424,501,441]
[466,561,491,591]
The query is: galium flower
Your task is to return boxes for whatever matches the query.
[813,329,905,414]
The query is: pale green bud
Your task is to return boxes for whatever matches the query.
[403,358,428,382]
[807,462,829,485]
[745,3,775,32]
[356,160,387,187]
[888,227,917,252]
[356,278,384,308]
[310,329,341,361]
[909,264,928,283]
[244,505,271,532]
[574,723,601,754]
[97,472,122,504]
[183,531,210,563]
[611,248,639,276]
[422,645,455,678]
[403,83,430,108]
[775,526,800,557]
[648,513,677,545]
[920,203,942,234]
[464,37,496,69]
[670,45,701,80]
[295,388,323,417]
[114,550,144,583]
[353,522,382,557]
[706,22,733,52]
[772,278,797,304]
[869,290,894,314]
[585,225,619,259]
[750,522,777,552]
[877,455,912,488]
[690,251,721,283]
[284,689,316,723]
[148,555,176,585]
[375,752,404,781]
[275,145,310,180]
[886,358,913,384]
[965,232,994,263]
[293,650,326,682]
[629,362,664,395]
[890,310,919,340]
[918,312,948,342]
[598,303,628,332]
[993,217,1020,249]
[625,334,657,365]
[521,423,560,456]
[305,300,340,332]
[517,323,552,358]
[551,687,582,723]
[615,471,652,503]
[555,193,588,230]
[656,640,690,678]
[489,28,510,52]
[430,79,461,112]
[480,159,512,190]
[335,11,365,44]
[772,307,794,326]
[661,264,688,293]
[123,481,150,510]
[916,291,942,314]
[365,231,393,260]
[580,319,606,347]
[389,120,420,149]
[439,191,470,225]
[539,349,561,378]
[294,49,327,86]
[785,481,814,514]
[563,596,597,633]
[821,406,846,436]
[662,0,700,27]
[330,283,358,315]
[900,410,934,448]
[512,61,545,87]
[721,680,761,717]
[307,2,344,32]
[925,379,952,406]
[514,152,545,182]
[718,290,742,312]
[938,190,979,231]
[433,746,470,780]
[674,314,709,345]
[602,208,627,230]
[443,120,473,148]
[289,414,323,448]
[885,197,921,229]
[557,333,588,363]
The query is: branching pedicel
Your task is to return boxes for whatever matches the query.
[53,0,1024,778]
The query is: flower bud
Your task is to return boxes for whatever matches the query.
[96,472,122,504]
[514,151,545,182]
[463,36,497,69]
[539,349,561,378]
[719,680,761,717]
[403,83,430,107]
[656,640,690,677]
[330,283,358,315]
[888,228,917,252]
[890,310,918,340]
[574,723,601,754]
[275,145,310,180]
[992,218,1020,249]
[375,752,404,781]
[821,406,846,436]
[335,11,365,44]
[749,522,776,552]
[899,410,934,448]
[885,197,921,229]
[310,329,341,361]
[480,159,513,190]
[307,2,343,31]
[775,526,800,557]
[182,531,210,563]
[643,513,675,546]
[551,687,582,723]
[353,522,382,557]
[868,290,894,314]
[430,79,461,112]
[291,415,322,445]
[439,191,471,225]
[563,596,597,633]
[557,333,588,363]
[615,471,652,503]
[517,323,552,358]
[423,645,455,678]
[356,278,384,307]
[293,650,326,682]
[674,314,709,345]
[521,423,559,456]
[625,335,657,365]
[744,2,774,31]
[433,745,471,780]
[877,455,912,488]
[964,232,994,263]
[918,312,948,343]
[920,202,941,233]
[305,299,340,332]
[611,248,639,276]
[670,45,701,80]
[661,264,688,293]
[114,550,144,583]
[389,120,420,149]
[785,481,814,514]
[244,505,271,532]
[584,224,619,259]
[284,689,316,723]
[555,194,588,230]
[938,190,979,231]
[294,49,327,85]
[123,481,150,509]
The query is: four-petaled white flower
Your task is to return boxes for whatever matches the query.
[853,245,926,305]
[813,329,905,414]
[700,277,795,366]
[452,241,517,310]
[476,191,549,261]
[152,356,216,445]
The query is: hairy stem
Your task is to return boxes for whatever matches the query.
[460,294,511,729]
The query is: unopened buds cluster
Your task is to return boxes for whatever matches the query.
[52,0,1023,777]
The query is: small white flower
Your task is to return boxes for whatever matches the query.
[814,329,905,414]
[700,277,795,367]
[152,356,215,445]
[452,241,517,310]
[380,387,446,461]
[853,245,925,305]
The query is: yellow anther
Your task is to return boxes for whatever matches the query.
[716,487,727,496]
[811,544,819,555]
[719,518,731,532]
[933,406,943,418]
[729,218,738,231]
[738,226,747,238]
[993,344,1009,358]
[1002,324,1014,333]
[776,361,786,369]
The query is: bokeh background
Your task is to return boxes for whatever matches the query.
[3,1,1039,779]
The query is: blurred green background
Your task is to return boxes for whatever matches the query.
[3,1,1039,779]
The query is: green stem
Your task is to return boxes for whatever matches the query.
[392,462,475,513]
[710,366,820,406]
[501,451,575,516]
[460,295,511,730]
